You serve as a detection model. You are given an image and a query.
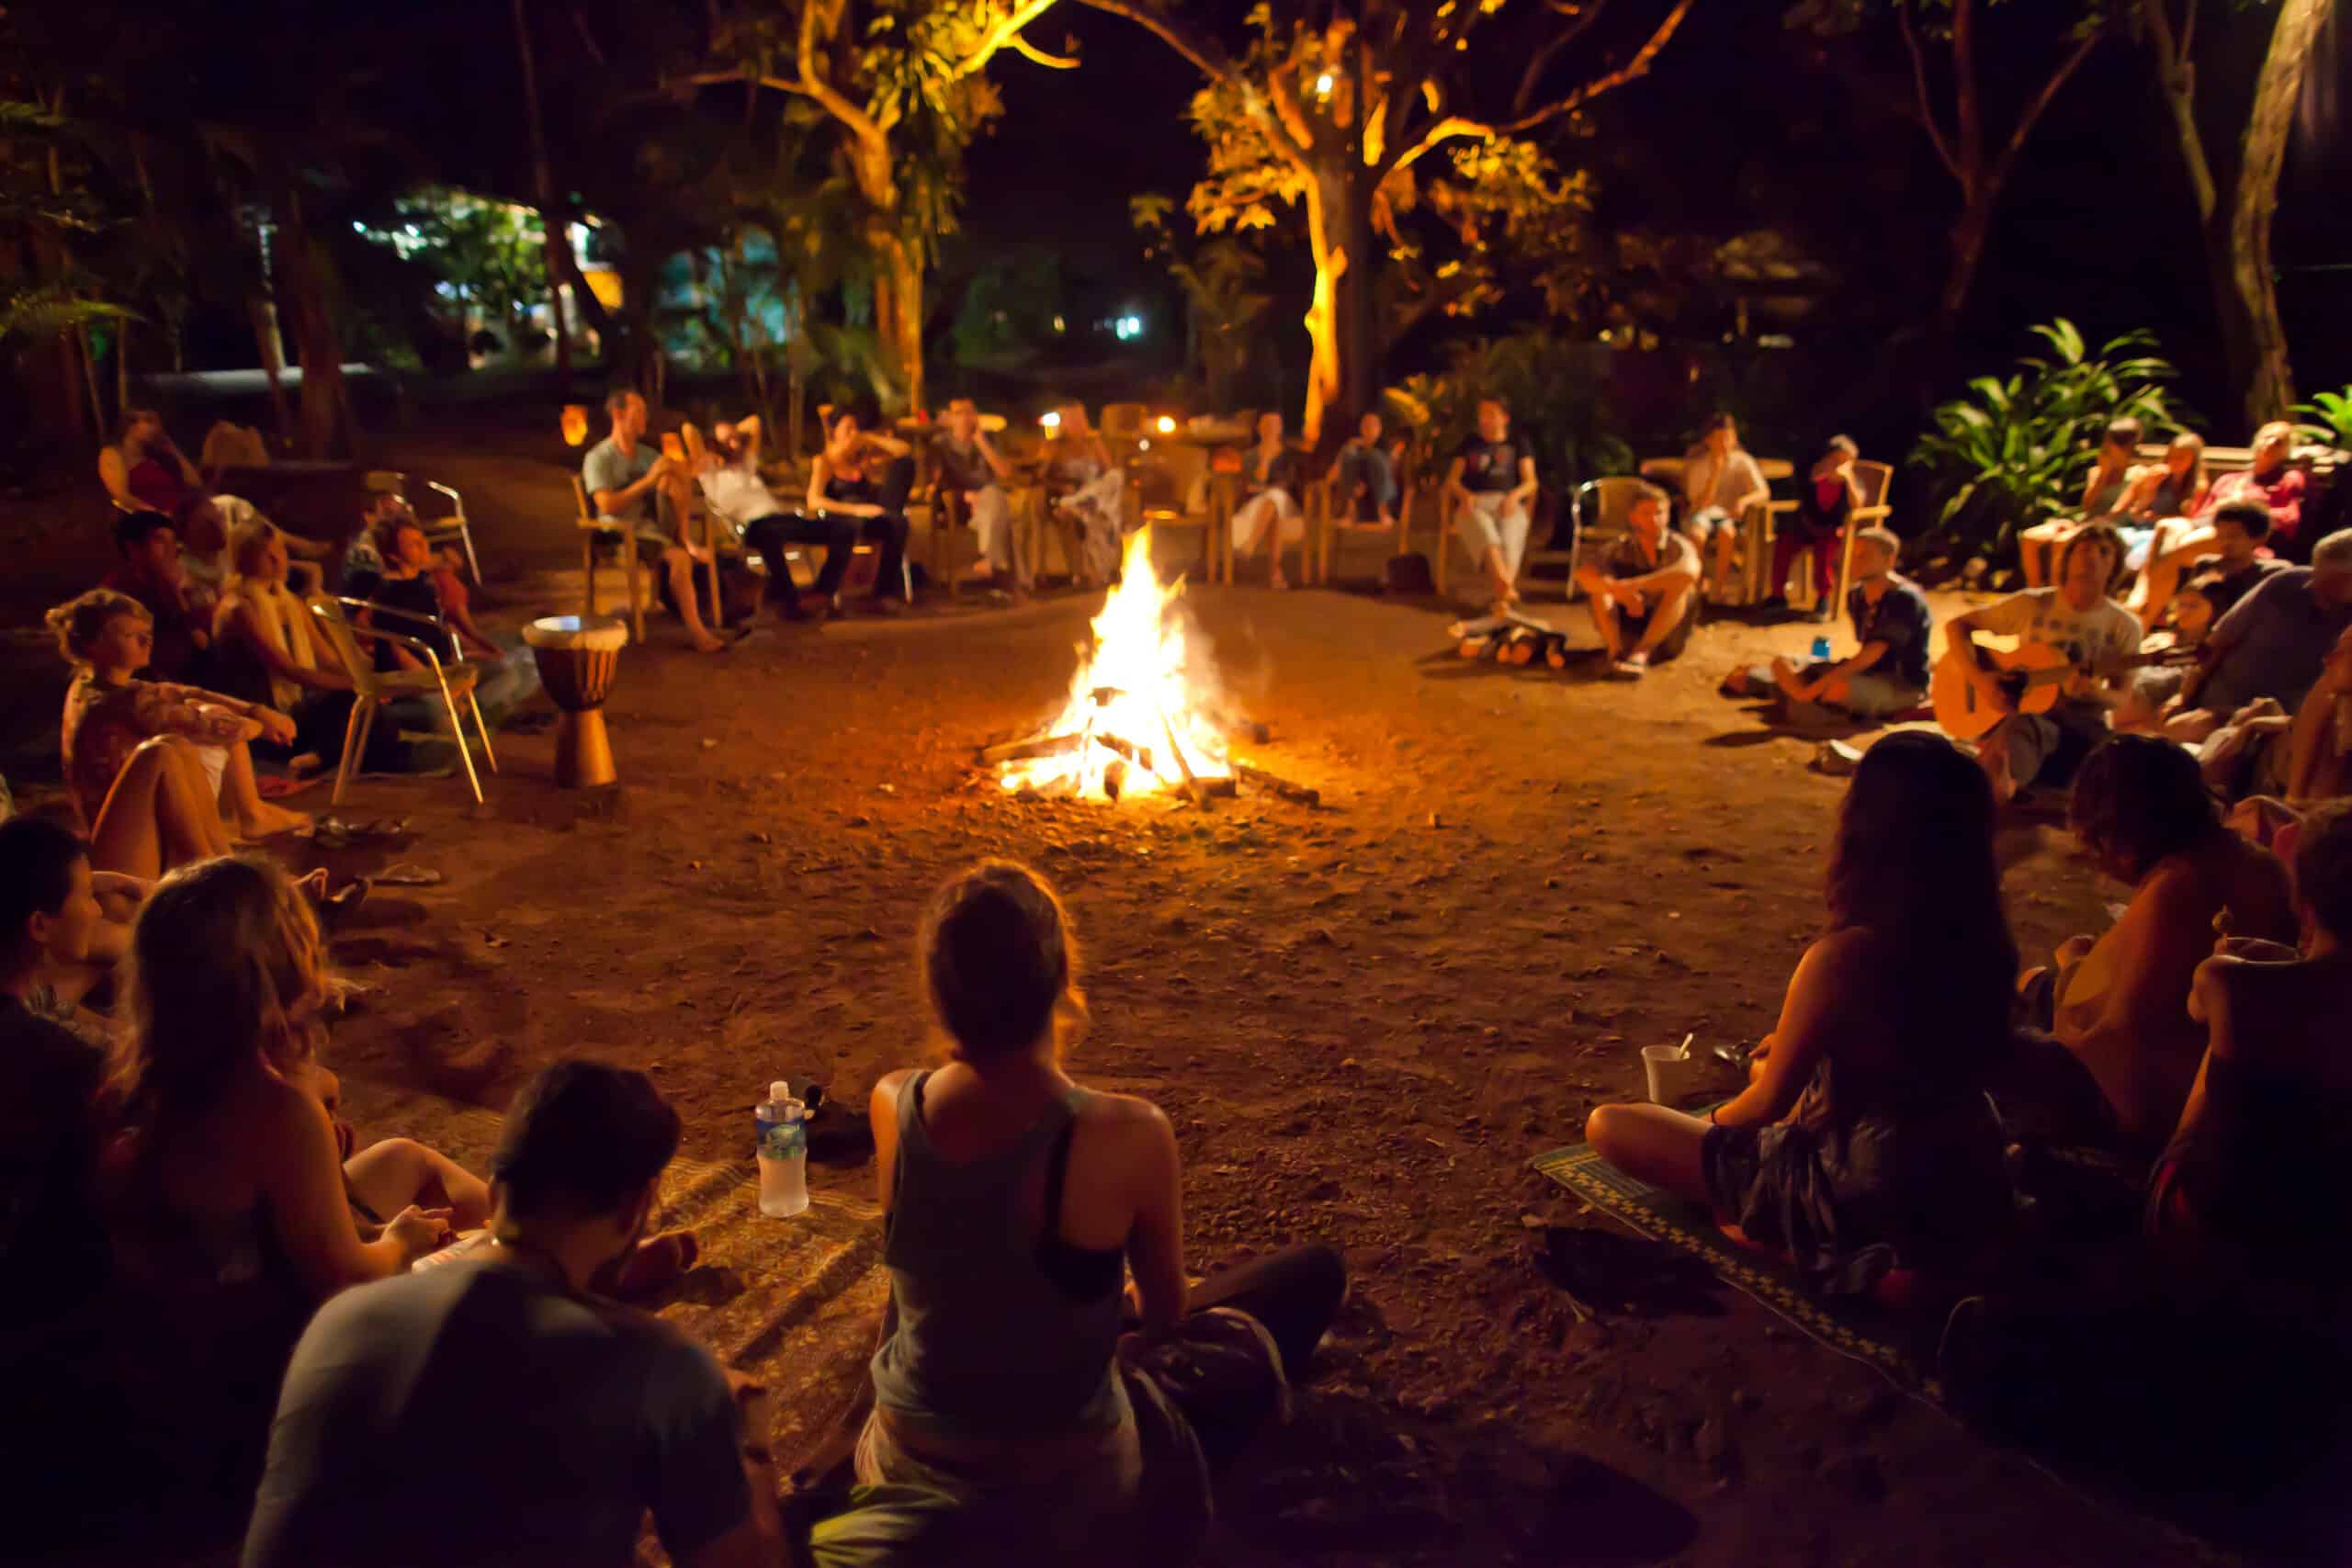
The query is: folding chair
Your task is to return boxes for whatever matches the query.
[306,596,495,807]
[1565,477,1657,601]
[572,475,646,644]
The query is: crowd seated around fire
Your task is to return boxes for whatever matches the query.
[9,378,2352,1563]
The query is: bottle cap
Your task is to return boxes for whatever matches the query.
[769,1080,790,1105]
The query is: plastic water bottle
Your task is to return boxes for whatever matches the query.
[1810,635,1833,663]
[755,1082,808,1218]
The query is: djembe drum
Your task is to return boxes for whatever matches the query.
[521,615,628,787]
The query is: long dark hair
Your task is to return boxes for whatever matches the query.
[1826,732,2018,1049]
[919,860,1085,1064]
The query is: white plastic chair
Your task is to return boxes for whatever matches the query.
[307,596,495,807]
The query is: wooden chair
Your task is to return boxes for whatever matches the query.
[1816,458,1894,615]
[1311,472,1415,585]
[1435,487,1549,599]
[571,475,646,644]
[675,425,729,631]
[364,470,480,582]
[925,482,978,593]
[306,596,494,807]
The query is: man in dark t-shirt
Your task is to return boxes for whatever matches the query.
[1571,484,1699,676]
[2169,500,2289,645]
[245,1061,784,1568]
[1728,527,1932,724]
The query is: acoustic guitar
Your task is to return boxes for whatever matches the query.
[1932,641,2188,741]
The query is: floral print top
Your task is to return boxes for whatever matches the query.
[61,671,250,827]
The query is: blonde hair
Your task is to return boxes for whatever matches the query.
[228,516,282,579]
[45,588,148,666]
[110,856,328,1136]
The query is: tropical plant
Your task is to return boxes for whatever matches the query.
[1909,318,2180,558]
[2293,388,2352,454]
[1382,331,1634,499]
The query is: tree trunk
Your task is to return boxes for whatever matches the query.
[275,190,356,458]
[512,0,571,375]
[2228,0,2327,427]
[1299,169,1343,448]
[872,231,924,414]
[1937,192,1994,343]
[248,293,295,448]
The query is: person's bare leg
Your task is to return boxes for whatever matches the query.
[1631,582,1693,660]
[344,1136,493,1230]
[1585,595,1624,660]
[87,738,220,880]
[2137,524,2215,631]
[1584,1103,1713,1206]
[1979,716,2018,806]
[216,734,311,840]
[163,742,240,856]
[663,547,726,653]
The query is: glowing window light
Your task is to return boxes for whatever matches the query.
[1113,314,1144,341]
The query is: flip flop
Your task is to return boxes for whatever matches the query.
[373,863,445,887]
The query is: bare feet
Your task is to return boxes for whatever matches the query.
[1270,570,1291,591]
[239,802,313,840]
[691,633,729,654]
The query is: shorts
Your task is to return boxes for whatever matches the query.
[2119,525,2155,573]
[1617,602,1695,663]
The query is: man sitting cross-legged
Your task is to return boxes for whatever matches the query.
[584,389,728,654]
[1943,522,2140,805]
[1572,482,1699,680]
[930,398,1024,595]
[693,414,860,623]
[243,1058,783,1568]
[1722,526,1931,726]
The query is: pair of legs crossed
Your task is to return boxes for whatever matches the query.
[963,484,1030,592]
[1454,491,1529,608]
[1588,581,1695,671]
[1231,487,1306,588]
[742,513,860,618]
[87,734,310,881]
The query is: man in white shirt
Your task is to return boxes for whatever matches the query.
[1944,522,2142,803]
[692,416,859,622]
[1680,412,1771,603]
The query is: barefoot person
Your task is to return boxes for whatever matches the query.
[1585,732,2017,1294]
[243,1058,771,1568]
[2152,800,2352,1286]
[861,862,1346,1554]
[687,413,860,623]
[1572,482,1698,679]
[2021,735,2298,1151]
[211,518,373,766]
[585,389,728,652]
[1769,434,1860,615]
[931,398,1024,594]
[1679,412,1770,604]
[2018,417,2142,588]
[1445,398,1538,612]
[1943,522,2140,804]
[1329,409,1399,525]
[1229,410,1308,588]
[1724,528,1931,725]
[50,590,309,878]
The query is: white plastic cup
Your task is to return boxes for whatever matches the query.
[1642,1043,1691,1106]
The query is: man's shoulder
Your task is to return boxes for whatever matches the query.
[0,997,103,1089]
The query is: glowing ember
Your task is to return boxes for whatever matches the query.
[1000,527,1232,800]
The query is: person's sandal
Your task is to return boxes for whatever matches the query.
[1609,652,1649,680]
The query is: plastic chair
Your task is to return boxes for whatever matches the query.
[306,596,494,807]
[572,475,647,644]
[1564,477,1657,601]
[364,470,480,583]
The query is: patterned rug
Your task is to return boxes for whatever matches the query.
[1528,1140,1941,1402]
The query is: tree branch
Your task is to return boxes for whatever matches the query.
[2140,0,2213,221]
[1388,0,1691,172]
[1950,0,1984,179]
[1074,0,1238,85]
[953,0,1075,79]
[1984,23,2103,197]
[796,0,887,149]
[1512,0,1611,116]
[1896,0,1962,184]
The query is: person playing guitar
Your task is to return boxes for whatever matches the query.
[1942,522,2142,804]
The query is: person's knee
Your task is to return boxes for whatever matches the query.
[1585,1103,1627,1157]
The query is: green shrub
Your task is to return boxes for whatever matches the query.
[1381,332,1634,501]
[2295,388,2352,453]
[1909,319,2181,561]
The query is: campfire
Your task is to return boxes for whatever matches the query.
[980,528,1315,807]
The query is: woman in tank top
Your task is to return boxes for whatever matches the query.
[861,861,1345,1556]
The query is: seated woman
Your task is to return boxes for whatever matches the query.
[806,408,914,612]
[2025,735,2298,1151]
[1229,411,1309,589]
[2150,800,2352,1310]
[51,589,309,879]
[210,517,363,764]
[861,861,1345,1553]
[349,515,538,726]
[1041,403,1129,588]
[1586,732,2017,1296]
[99,856,488,1527]
[98,408,205,522]
[2018,417,2143,588]
[1768,434,1860,615]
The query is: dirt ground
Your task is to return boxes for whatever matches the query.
[5,432,2222,1566]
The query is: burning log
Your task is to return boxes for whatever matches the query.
[1102,758,1130,801]
[1233,762,1318,807]
[978,732,1084,766]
